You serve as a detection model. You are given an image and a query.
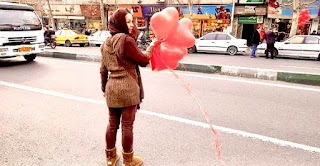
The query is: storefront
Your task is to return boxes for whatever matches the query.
[80,5,102,31]
[267,0,320,36]
[234,3,267,45]
[118,5,145,28]
[44,5,85,31]
[180,5,233,38]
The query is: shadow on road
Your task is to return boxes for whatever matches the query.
[0,59,35,67]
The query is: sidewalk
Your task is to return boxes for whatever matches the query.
[41,47,320,86]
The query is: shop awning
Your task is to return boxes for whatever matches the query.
[53,16,85,20]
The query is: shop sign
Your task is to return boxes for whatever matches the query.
[255,7,266,15]
[118,5,143,18]
[239,0,264,4]
[239,16,263,24]
[244,6,255,14]
[235,6,245,15]
[180,5,233,20]
[141,5,167,18]
[44,5,82,16]
[80,5,100,18]
[268,0,320,19]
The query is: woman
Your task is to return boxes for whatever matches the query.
[100,9,153,166]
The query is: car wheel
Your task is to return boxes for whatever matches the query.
[188,45,197,53]
[96,44,101,47]
[227,46,237,55]
[317,54,320,61]
[24,54,36,62]
[51,42,56,49]
[80,43,85,47]
[65,40,72,47]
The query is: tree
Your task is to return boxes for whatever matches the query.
[45,0,56,31]
[100,0,106,30]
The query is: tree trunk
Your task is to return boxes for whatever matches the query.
[46,0,56,31]
[100,0,106,30]
[289,0,300,37]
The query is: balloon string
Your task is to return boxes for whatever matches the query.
[169,69,226,165]
[152,43,227,165]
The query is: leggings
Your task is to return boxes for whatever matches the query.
[106,105,137,153]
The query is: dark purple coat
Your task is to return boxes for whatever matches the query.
[265,30,276,44]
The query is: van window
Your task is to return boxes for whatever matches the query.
[0,9,42,31]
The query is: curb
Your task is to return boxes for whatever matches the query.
[39,52,320,86]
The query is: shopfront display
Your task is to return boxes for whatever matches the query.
[44,5,85,31]
[180,5,233,37]
[80,5,101,30]
[268,0,320,35]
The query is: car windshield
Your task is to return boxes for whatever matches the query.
[0,9,41,31]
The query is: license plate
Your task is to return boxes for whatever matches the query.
[19,47,32,52]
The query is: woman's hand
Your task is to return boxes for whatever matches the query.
[146,39,157,57]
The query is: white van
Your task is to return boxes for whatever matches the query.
[0,2,45,61]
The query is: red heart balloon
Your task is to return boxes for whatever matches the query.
[150,7,179,40]
[165,18,196,48]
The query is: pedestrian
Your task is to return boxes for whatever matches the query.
[277,32,285,42]
[100,8,154,166]
[265,28,277,59]
[251,27,261,58]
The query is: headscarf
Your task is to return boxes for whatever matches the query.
[108,9,130,35]
[108,8,140,41]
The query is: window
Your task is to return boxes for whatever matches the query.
[55,30,62,36]
[304,37,319,44]
[289,36,304,44]
[216,34,231,40]
[0,9,42,31]
[203,34,216,40]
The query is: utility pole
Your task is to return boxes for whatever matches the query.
[100,0,106,30]
[289,0,300,37]
[46,0,56,31]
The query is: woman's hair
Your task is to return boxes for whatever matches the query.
[108,8,132,35]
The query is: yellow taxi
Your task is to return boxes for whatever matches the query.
[55,29,88,47]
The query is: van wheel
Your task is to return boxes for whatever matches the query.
[24,54,36,62]
[65,40,72,47]
[227,46,237,55]
[188,45,197,53]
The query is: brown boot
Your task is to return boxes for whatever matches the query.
[122,151,143,166]
[105,147,120,166]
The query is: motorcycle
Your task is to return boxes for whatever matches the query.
[45,35,56,49]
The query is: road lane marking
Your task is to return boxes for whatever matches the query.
[1,80,319,153]
[39,57,320,93]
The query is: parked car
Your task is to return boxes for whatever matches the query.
[55,29,88,47]
[189,32,247,55]
[88,30,111,47]
[257,35,320,60]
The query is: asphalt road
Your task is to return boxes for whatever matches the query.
[1,57,320,166]
[46,46,320,75]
